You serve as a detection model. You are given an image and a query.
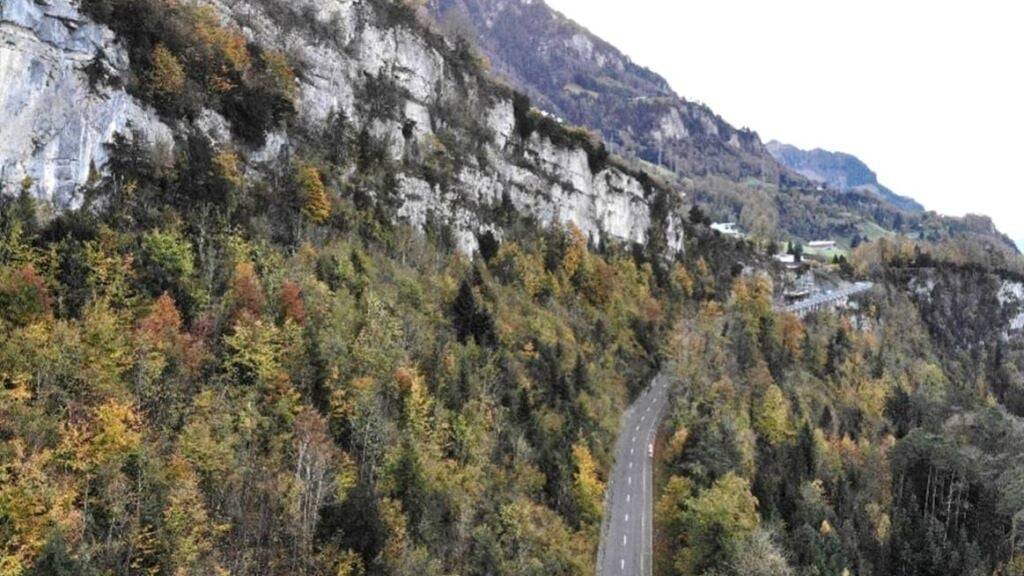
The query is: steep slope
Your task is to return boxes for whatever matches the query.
[0,0,686,255]
[421,0,1024,257]
[0,1,704,574]
[0,0,170,207]
[766,141,924,213]
[426,0,784,181]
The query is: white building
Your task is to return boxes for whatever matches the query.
[711,222,742,237]
[774,253,796,264]
[808,240,836,249]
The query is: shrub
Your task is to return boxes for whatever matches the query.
[212,149,244,191]
[418,135,455,187]
[0,265,53,325]
[260,50,297,102]
[229,261,266,318]
[279,280,306,325]
[149,44,186,97]
[140,229,195,295]
[513,92,535,140]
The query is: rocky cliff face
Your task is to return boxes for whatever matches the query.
[1002,281,1024,333]
[0,0,170,207]
[426,0,785,182]
[0,0,683,254]
[766,141,924,213]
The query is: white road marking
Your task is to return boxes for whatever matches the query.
[621,559,625,572]
[630,447,634,455]
[640,415,645,422]
[641,510,646,575]
[631,436,636,444]
[626,494,630,503]
[629,462,633,469]
[646,406,651,412]
[628,476,632,486]
[623,534,627,546]
[625,513,629,522]
[635,425,640,431]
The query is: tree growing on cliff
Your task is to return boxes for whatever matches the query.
[298,164,331,225]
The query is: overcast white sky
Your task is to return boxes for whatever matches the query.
[543,0,1024,242]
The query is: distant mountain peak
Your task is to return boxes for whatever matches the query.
[766,141,924,213]
[427,0,784,181]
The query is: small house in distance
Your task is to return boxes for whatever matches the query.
[808,240,836,249]
[711,222,743,237]
[773,253,802,270]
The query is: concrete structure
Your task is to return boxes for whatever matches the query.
[780,282,874,317]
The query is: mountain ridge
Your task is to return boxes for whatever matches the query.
[427,0,786,182]
[424,0,1024,253]
[766,140,924,213]
[0,0,687,255]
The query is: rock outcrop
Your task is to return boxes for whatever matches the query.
[0,0,170,207]
[0,0,684,255]
[1001,281,1024,333]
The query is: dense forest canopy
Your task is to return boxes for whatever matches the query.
[653,244,1024,576]
[2,1,1024,575]
[0,126,694,574]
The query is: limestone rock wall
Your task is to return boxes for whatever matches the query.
[0,0,170,207]
[0,0,683,255]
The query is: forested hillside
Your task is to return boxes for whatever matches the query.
[0,0,700,573]
[654,238,1024,576]
[3,0,1024,575]
[0,137,700,574]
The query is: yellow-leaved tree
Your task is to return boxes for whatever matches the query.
[675,473,760,575]
[571,442,605,524]
[150,44,186,96]
[298,164,331,225]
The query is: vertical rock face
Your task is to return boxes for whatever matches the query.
[215,0,684,253]
[0,0,170,207]
[0,0,684,255]
[1001,282,1024,333]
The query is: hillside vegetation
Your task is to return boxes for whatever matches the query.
[0,133,696,574]
[2,1,1024,575]
[654,240,1024,576]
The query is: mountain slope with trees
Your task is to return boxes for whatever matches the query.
[426,0,783,181]
[2,0,1024,575]
[425,0,1017,252]
[766,141,924,213]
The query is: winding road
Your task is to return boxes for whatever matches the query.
[597,373,672,576]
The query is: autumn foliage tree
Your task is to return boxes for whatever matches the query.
[298,164,331,225]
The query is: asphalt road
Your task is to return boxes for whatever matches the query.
[597,373,672,576]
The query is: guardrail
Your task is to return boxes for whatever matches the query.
[780,282,874,316]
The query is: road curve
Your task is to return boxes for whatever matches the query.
[597,373,672,576]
